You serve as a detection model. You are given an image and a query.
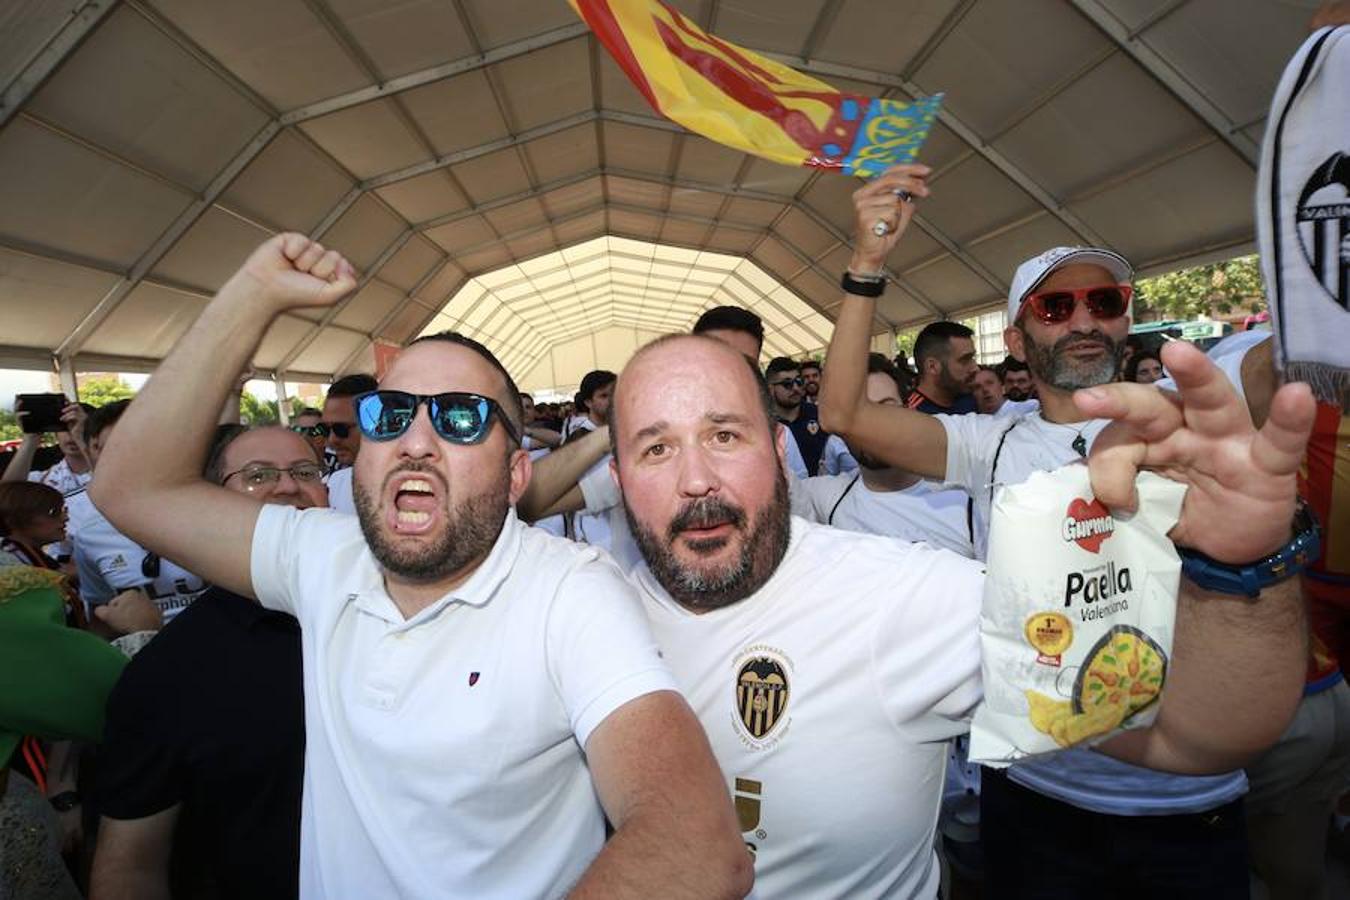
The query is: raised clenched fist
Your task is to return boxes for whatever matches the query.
[223,233,360,312]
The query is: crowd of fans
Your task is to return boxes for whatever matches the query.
[3,19,1350,899]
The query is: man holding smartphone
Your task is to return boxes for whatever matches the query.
[3,396,93,497]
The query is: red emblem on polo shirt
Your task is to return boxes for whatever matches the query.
[468,672,480,687]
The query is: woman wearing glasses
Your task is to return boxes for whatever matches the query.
[0,482,69,574]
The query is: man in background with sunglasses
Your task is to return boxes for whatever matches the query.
[89,233,752,900]
[321,374,376,471]
[289,407,328,460]
[820,164,1253,899]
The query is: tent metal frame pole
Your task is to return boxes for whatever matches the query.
[0,0,121,129]
[1067,0,1257,166]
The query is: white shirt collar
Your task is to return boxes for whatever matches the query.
[351,508,525,627]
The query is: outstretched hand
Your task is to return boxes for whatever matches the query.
[223,233,359,312]
[1076,341,1315,564]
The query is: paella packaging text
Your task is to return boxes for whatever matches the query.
[969,465,1187,766]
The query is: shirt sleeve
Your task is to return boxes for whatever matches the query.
[545,557,681,748]
[96,647,183,819]
[578,459,622,515]
[873,543,986,743]
[249,504,312,617]
[780,425,810,479]
[937,412,1001,497]
[824,435,858,475]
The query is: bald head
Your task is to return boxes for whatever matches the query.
[611,335,774,462]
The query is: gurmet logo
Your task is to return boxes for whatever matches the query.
[1062,497,1114,553]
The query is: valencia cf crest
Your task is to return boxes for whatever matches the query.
[1296,151,1350,308]
[806,420,820,435]
[735,654,790,743]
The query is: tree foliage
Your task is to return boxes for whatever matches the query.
[1135,255,1265,320]
[0,409,22,442]
[79,375,136,408]
[240,392,280,425]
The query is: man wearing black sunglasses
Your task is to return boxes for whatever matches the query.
[818,164,1253,899]
[289,407,328,459]
[322,373,377,470]
[90,233,751,900]
[765,357,832,476]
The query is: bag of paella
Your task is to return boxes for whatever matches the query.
[969,464,1187,766]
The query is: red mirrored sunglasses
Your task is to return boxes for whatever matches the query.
[1018,284,1132,326]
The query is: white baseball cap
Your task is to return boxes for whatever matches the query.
[1007,247,1134,322]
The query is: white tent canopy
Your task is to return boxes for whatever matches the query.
[0,0,1319,392]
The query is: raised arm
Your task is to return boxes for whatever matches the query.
[569,691,752,899]
[817,165,947,480]
[89,235,357,598]
[1,432,40,483]
[516,425,610,520]
[1082,340,1315,773]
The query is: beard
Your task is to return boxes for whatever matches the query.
[1021,328,1123,391]
[625,469,791,612]
[938,363,972,398]
[353,461,509,583]
[1004,383,1031,402]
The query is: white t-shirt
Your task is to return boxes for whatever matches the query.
[939,410,1112,561]
[69,490,208,622]
[323,466,356,515]
[250,505,677,899]
[994,398,1040,418]
[789,472,974,558]
[525,447,567,537]
[936,409,1247,815]
[562,419,613,550]
[635,518,985,899]
[577,462,641,571]
[29,457,92,497]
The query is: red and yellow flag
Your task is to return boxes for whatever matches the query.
[570,0,943,177]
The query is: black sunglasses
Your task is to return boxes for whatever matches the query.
[354,391,521,446]
[290,422,353,439]
[770,376,805,388]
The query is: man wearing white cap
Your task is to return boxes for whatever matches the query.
[819,164,1251,897]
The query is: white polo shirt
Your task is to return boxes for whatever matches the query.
[250,505,679,898]
[635,517,985,899]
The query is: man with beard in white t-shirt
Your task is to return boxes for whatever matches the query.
[789,353,973,558]
[610,329,1314,899]
[818,164,1258,897]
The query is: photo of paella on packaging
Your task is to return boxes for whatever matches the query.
[969,465,1187,766]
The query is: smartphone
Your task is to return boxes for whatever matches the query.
[17,393,68,434]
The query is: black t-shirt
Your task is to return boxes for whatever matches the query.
[782,401,830,476]
[906,389,978,415]
[97,587,304,900]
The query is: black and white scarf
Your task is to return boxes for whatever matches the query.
[1257,25,1350,410]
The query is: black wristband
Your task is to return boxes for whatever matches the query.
[841,271,886,297]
